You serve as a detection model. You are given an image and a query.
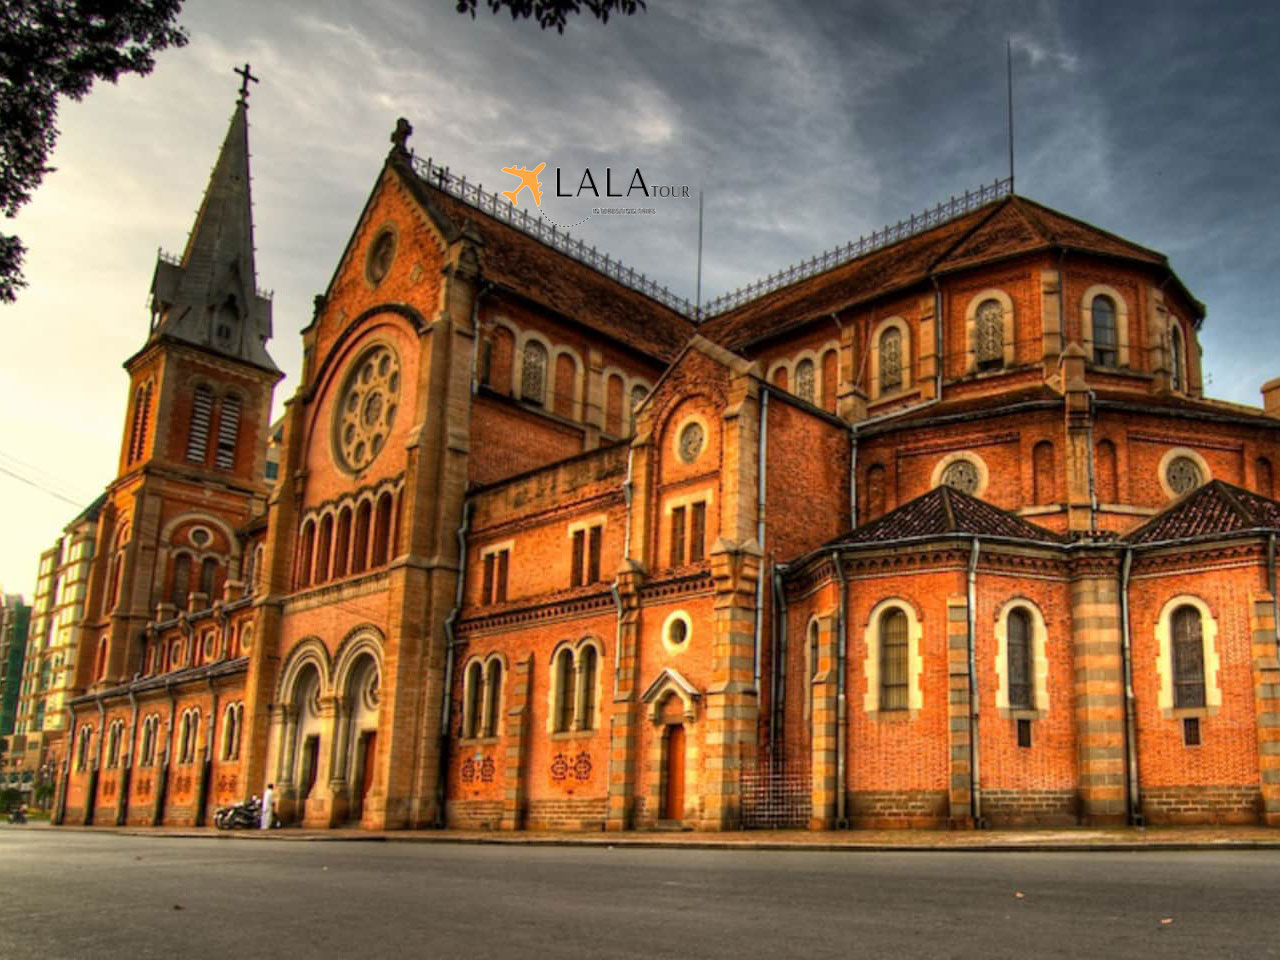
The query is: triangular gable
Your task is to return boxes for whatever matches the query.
[1126,480,1280,545]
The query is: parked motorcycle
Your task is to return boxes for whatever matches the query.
[213,795,278,830]
[7,806,27,824]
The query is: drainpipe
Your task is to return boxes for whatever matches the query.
[196,677,218,828]
[121,688,139,826]
[613,443,636,695]
[436,500,472,826]
[966,538,984,827]
[831,549,849,827]
[769,564,789,749]
[753,389,769,691]
[1119,547,1141,825]
[849,433,858,529]
[932,276,944,399]
[154,679,176,826]
[468,282,493,395]
[1269,533,1279,658]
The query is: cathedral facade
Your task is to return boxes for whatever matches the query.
[54,93,1280,832]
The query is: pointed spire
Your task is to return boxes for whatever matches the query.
[148,67,278,373]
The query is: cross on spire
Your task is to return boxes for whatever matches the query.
[234,63,259,105]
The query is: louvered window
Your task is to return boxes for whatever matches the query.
[187,386,214,463]
[670,506,686,567]
[879,609,909,710]
[1172,605,1206,708]
[880,328,902,391]
[1008,608,1033,709]
[689,501,706,563]
[171,554,191,609]
[464,661,483,739]
[975,299,1004,369]
[215,394,241,470]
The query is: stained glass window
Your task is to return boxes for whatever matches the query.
[880,328,903,392]
[975,299,1004,369]
[1172,606,1205,708]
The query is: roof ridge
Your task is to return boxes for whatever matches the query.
[939,485,958,530]
[925,195,1019,272]
[1212,478,1256,526]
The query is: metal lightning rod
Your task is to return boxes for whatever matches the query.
[1007,39,1015,190]
[695,189,704,319]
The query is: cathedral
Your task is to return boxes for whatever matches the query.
[51,83,1280,833]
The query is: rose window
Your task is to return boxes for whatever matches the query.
[335,345,401,472]
[1166,456,1203,495]
[941,459,980,494]
[678,422,705,464]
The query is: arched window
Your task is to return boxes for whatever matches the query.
[171,553,192,609]
[605,374,624,436]
[372,493,393,567]
[1032,441,1054,505]
[770,365,788,390]
[127,382,152,465]
[297,521,315,589]
[821,349,838,411]
[1092,296,1118,367]
[794,359,815,404]
[106,721,122,768]
[95,637,108,681]
[76,726,92,771]
[879,609,909,710]
[1258,457,1275,499]
[484,659,503,738]
[463,660,483,739]
[186,385,214,464]
[1007,608,1033,709]
[214,394,241,471]
[222,703,242,761]
[140,716,156,766]
[105,554,122,614]
[199,557,218,602]
[333,507,352,579]
[975,299,1004,370]
[1171,605,1206,708]
[554,352,577,418]
[578,645,598,732]
[879,328,903,392]
[315,514,333,584]
[554,648,575,733]
[352,501,372,574]
[1096,440,1118,504]
[521,340,547,405]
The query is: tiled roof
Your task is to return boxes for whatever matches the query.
[396,158,696,363]
[829,485,1065,548]
[1125,480,1280,544]
[699,195,1192,351]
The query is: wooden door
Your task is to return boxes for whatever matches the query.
[663,725,685,820]
[355,731,377,819]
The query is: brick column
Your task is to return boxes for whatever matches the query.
[606,564,642,831]
[501,654,532,830]
[1070,563,1127,824]
[700,540,761,831]
[1062,344,1093,533]
[946,596,974,826]
[916,295,938,402]
[809,611,838,829]
[1249,594,1280,825]
[1041,268,1063,377]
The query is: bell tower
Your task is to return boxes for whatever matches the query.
[83,68,282,691]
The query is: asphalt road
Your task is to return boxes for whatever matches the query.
[1,828,1278,959]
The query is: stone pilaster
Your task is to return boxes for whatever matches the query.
[1147,286,1172,392]
[1249,594,1280,825]
[1070,562,1127,824]
[700,539,761,831]
[916,295,938,401]
[1041,268,1063,377]
[501,654,532,830]
[809,611,838,829]
[606,563,642,831]
[946,596,974,826]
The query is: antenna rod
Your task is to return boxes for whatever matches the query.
[1007,39,1015,189]
[695,189,704,318]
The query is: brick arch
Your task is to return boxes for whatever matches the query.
[276,638,333,704]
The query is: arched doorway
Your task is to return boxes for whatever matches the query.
[341,653,380,823]
[662,724,685,822]
[287,662,325,822]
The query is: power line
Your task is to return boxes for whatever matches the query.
[0,464,89,509]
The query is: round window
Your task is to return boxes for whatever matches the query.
[678,422,705,464]
[333,344,402,473]
[668,618,688,647]
[190,527,211,548]
[1167,455,1203,495]
[240,627,254,653]
[940,459,980,494]
[366,229,396,285]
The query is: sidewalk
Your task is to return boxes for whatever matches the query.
[21,821,1280,852]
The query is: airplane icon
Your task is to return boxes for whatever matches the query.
[501,163,546,208]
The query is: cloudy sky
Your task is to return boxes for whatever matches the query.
[1,0,1278,595]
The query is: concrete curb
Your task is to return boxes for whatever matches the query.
[24,824,1280,853]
